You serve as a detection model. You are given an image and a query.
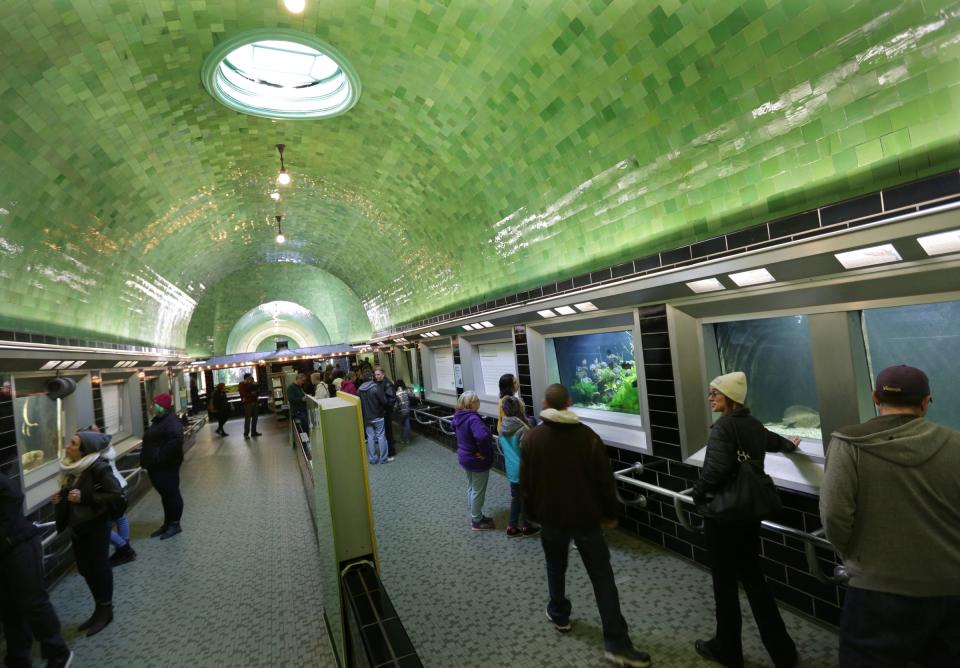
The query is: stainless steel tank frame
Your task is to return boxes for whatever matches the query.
[614,461,849,585]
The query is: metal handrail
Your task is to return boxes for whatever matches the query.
[614,461,849,585]
[436,415,455,436]
[413,408,440,425]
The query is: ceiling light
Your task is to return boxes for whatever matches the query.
[462,325,474,331]
[917,229,960,256]
[275,215,285,244]
[270,191,280,202]
[554,305,576,315]
[276,143,291,185]
[480,321,494,328]
[686,278,726,293]
[728,268,775,287]
[41,361,61,370]
[538,309,557,318]
[835,244,902,269]
[283,0,306,13]
[574,302,598,312]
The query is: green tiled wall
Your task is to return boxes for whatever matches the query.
[0,0,958,346]
[185,264,372,357]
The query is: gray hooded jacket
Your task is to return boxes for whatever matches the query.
[820,414,960,596]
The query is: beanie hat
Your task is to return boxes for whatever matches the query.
[875,365,929,401]
[75,430,112,455]
[710,371,747,405]
[153,393,173,410]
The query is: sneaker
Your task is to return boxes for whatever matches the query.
[150,525,168,538]
[252,432,263,437]
[108,544,137,567]
[471,517,496,531]
[545,607,571,633]
[521,525,541,537]
[694,639,743,668]
[506,525,521,537]
[47,649,74,668]
[604,646,652,668]
[386,456,395,462]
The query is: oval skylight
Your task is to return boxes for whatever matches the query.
[202,30,361,120]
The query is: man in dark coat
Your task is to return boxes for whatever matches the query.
[239,372,262,438]
[1,470,73,667]
[140,393,184,540]
[521,384,652,668]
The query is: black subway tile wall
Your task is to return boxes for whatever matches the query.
[513,326,534,420]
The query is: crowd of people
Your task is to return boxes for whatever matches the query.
[3,360,957,668]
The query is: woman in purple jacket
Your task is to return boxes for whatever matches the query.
[451,391,496,531]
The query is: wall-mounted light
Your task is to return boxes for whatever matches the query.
[276,143,291,185]
[275,215,285,244]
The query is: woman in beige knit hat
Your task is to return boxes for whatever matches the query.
[691,371,801,668]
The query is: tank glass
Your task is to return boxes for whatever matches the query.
[713,315,820,439]
[862,299,960,430]
[546,330,639,414]
[13,376,76,473]
[213,367,252,393]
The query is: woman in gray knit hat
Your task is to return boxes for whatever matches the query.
[691,371,801,668]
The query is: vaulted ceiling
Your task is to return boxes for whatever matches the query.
[1,0,958,351]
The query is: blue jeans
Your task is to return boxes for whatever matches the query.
[401,413,412,442]
[840,587,960,667]
[110,514,130,548]
[540,525,631,652]
[509,482,524,527]
[365,418,387,464]
[465,470,489,522]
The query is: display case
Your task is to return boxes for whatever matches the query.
[526,309,649,453]
[98,371,143,451]
[458,328,517,417]
[419,338,457,406]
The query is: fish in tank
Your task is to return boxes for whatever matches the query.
[546,330,640,414]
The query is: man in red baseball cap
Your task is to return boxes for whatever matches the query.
[820,365,960,667]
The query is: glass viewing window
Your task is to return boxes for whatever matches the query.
[713,315,821,440]
[862,299,960,430]
[545,330,639,415]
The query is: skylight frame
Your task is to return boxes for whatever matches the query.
[201,29,362,121]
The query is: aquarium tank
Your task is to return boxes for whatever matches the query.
[713,315,821,440]
[12,375,76,474]
[546,330,639,414]
[862,299,960,430]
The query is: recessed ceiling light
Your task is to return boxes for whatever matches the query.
[462,325,474,331]
[554,305,577,315]
[480,321,494,328]
[686,278,726,293]
[283,0,306,13]
[728,268,775,287]
[70,361,86,368]
[537,309,557,318]
[41,360,61,370]
[917,229,960,256]
[574,302,598,312]
[835,244,902,269]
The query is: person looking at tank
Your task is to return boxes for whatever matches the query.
[140,393,185,540]
[374,367,398,461]
[210,382,230,436]
[51,431,125,637]
[81,425,136,566]
[497,373,522,433]
[820,365,960,668]
[2,469,73,666]
[286,373,309,433]
[453,391,496,530]
[520,383,651,667]
[691,372,799,668]
[239,372,262,438]
[359,369,390,464]
[394,380,414,444]
[498,395,539,538]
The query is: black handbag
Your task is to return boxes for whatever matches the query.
[702,428,782,522]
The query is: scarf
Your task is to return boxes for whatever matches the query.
[58,452,101,486]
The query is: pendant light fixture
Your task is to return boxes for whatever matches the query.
[275,215,285,244]
[276,143,291,185]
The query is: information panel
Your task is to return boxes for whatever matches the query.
[479,342,517,396]
[433,347,456,392]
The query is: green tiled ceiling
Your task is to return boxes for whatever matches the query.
[1,0,959,348]
[185,264,371,357]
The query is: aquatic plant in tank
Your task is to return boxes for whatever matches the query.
[547,331,639,414]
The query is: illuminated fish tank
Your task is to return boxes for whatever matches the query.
[546,330,639,414]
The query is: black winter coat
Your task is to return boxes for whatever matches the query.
[54,459,124,535]
[140,410,184,471]
[1,471,38,556]
[691,408,796,505]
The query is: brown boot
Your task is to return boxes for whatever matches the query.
[85,602,113,637]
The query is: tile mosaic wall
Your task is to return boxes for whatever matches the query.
[0,0,958,349]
